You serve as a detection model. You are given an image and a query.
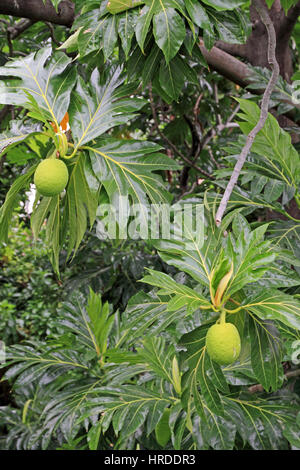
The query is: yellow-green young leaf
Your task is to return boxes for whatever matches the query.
[155,408,171,447]
[172,356,181,395]
[107,0,144,14]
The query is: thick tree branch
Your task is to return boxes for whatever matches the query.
[214,41,247,58]
[199,40,300,119]
[199,40,251,88]
[279,0,300,37]
[0,0,74,27]
[215,0,280,226]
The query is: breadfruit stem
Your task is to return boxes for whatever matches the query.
[219,310,226,325]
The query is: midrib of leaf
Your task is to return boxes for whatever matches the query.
[102,396,165,414]
[158,0,171,60]
[226,237,267,293]
[115,300,168,348]
[85,145,167,202]
[203,404,226,448]
[259,130,295,184]
[10,354,88,370]
[71,73,120,156]
[246,155,290,185]
[140,2,157,51]
[245,297,300,317]
[227,396,288,422]
[22,56,59,127]
[106,15,116,51]
[84,17,106,52]
[95,147,149,230]
[77,299,100,356]
[71,378,102,418]
[200,348,221,412]
[183,223,211,283]
[257,146,292,186]
[147,346,174,385]
[251,318,269,387]
[272,223,300,248]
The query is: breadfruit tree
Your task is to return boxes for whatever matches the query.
[0,0,300,451]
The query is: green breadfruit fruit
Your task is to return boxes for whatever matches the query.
[206,322,241,365]
[155,408,171,447]
[34,158,69,197]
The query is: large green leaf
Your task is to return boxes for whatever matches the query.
[221,395,298,450]
[208,9,250,44]
[68,67,145,155]
[0,121,41,157]
[201,0,247,10]
[0,165,37,242]
[223,215,276,299]
[158,56,186,101]
[152,7,186,62]
[88,138,179,211]
[154,202,224,287]
[236,98,300,187]
[62,153,99,257]
[179,324,225,417]
[0,46,77,126]
[248,317,283,392]
[80,385,171,438]
[242,289,300,330]
[119,290,186,346]
[137,337,177,387]
[141,269,212,312]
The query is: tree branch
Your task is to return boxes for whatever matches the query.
[199,40,251,88]
[215,0,280,225]
[198,39,300,116]
[248,368,300,393]
[0,0,74,27]
[279,0,300,37]
[148,84,213,180]
[7,19,36,40]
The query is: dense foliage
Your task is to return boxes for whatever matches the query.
[0,0,300,450]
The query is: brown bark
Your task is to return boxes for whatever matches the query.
[217,0,300,82]
[0,0,75,27]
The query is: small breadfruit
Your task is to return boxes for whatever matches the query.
[155,408,171,447]
[34,158,69,197]
[206,322,241,365]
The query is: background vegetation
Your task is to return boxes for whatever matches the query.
[0,0,300,450]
